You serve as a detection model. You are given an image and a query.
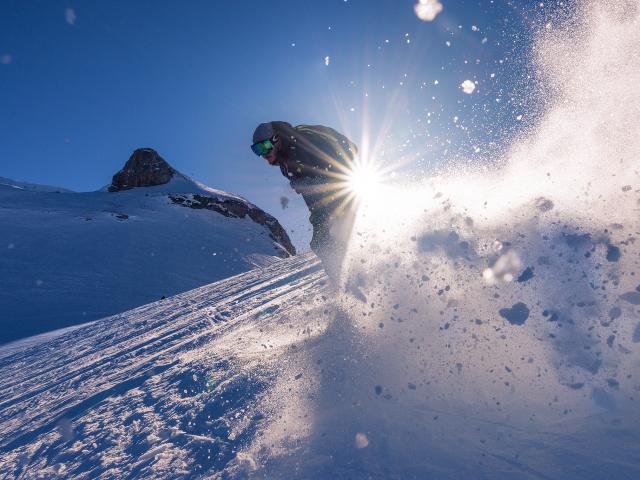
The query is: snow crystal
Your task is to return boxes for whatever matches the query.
[516,266,534,283]
[620,291,640,305]
[606,244,621,262]
[324,55,330,66]
[460,80,476,94]
[499,302,530,325]
[355,432,369,448]
[0,54,12,65]
[482,268,494,281]
[633,324,640,343]
[606,381,620,394]
[414,0,443,22]
[7,243,14,249]
[534,196,554,211]
[65,8,76,25]
[608,307,622,320]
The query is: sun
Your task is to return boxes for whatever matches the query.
[347,160,383,200]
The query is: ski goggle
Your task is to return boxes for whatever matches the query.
[251,139,275,156]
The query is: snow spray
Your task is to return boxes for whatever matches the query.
[236,2,640,476]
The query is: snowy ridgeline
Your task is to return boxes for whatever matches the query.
[0,176,74,193]
[0,173,294,345]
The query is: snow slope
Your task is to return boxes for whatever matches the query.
[0,246,639,479]
[0,174,294,344]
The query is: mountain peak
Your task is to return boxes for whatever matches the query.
[108,148,177,192]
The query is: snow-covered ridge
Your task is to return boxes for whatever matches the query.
[0,149,295,345]
[0,176,74,193]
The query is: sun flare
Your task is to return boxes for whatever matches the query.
[347,161,383,200]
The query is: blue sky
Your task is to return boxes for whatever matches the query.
[0,0,572,249]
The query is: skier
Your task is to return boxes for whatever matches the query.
[251,121,358,282]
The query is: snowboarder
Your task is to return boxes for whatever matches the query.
[251,121,358,282]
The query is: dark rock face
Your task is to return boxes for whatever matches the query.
[108,148,176,192]
[169,193,296,257]
[107,148,295,257]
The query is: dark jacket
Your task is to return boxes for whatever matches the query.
[271,122,358,216]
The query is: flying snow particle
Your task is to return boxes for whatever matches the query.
[471,25,479,32]
[414,0,443,22]
[499,302,530,326]
[350,107,355,112]
[482,268,494,281]
[65,8,76,25]
[460,79,476,94]
[0,54,12,65]
[291,43,296,47]
[445,41,451,47]
[8,243,15,249]
[355,432,369,448]
[621,291,640,305]
[324,56,330,66]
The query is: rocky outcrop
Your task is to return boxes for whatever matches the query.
[108,148,176,192]
[169,194,296,257]
[107,147,296,257]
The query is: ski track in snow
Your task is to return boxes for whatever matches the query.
[1,249,639,479]
[0,253,328,479]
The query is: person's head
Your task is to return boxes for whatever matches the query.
[251,122,281,166]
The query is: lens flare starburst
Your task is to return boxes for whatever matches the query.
[347,160,383,200]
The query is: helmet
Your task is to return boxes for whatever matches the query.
[253,122,275,144]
